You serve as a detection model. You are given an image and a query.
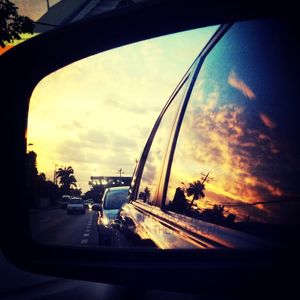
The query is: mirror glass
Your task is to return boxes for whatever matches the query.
[27,25,218,247]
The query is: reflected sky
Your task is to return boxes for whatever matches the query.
[138,75,191,204]
[167,20,300,224]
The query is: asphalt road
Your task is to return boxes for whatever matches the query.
[29,207,132,248]
[30,208,100,247]
[1,209,199,299]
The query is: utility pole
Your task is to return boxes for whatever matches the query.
[46,0,50,10]
[117,168,125,178]
[200,172,214,185]
[54,163,59,185]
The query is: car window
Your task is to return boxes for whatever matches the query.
[137,74,192,206]
[166,19,300,243]
[104,190,128,209]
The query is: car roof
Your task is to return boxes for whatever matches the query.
[106,186,130,192]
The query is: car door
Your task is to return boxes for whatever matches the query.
[121,19,300,249]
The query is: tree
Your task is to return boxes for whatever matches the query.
[26,151,38,183]
[55,166,77,194]
[186,180,205,210]
[85,184,105,203]
[0,0,34,48]
[171,187,188,213]
[36,172,60,206]
[25,151,38,207]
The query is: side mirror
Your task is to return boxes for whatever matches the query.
[1,0,298,297]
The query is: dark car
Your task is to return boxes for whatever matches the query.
[117,19,300,250]
[97,186,129,245]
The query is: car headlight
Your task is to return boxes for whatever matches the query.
[102,217,110,226]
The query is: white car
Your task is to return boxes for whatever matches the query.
[67,198,85,214]
[83,199,94,209]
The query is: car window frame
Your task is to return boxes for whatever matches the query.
[130,24,232,210]
[131,72,192,207]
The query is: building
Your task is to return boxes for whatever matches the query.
[89,176,132,188]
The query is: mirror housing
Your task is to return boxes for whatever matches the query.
[0,0,299,295]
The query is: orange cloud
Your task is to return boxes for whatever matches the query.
[227,70,256,100]
[167,76,285,223]
[258,134,271,141]
[259,113,277,129]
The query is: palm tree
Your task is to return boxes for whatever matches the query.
[55,166,77,194]
[186,180,205,210]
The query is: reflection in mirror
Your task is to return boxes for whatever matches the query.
[166,20,300,248]
[26,25,218,248]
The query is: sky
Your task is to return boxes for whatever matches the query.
[27,26,218,193]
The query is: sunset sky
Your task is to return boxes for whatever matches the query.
[27,26,218,192]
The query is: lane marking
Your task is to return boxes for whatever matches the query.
[79,213,97,245]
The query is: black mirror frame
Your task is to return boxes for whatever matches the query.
[0,0,298,295]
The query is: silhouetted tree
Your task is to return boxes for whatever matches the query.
[85,184,105,203]
[70,187,82,197]
[26,152,60,207]
[37,173,60,206]
[26,151,38,180]
[186,180,205,210]
[0,0,33,48]
[55,166,77,194]
[171,187,188,213]
[144,187,150,201]
[25,151,38,207]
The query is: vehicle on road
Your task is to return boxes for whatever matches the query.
[83,199,94,209]
[67,197,85,214]
[91,203,101,212]
[117,19,300,250]
[58,195,71,209]
[97,186,129,245]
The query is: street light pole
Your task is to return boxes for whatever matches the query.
[117,168,125,178]
[46,0,50,10]
[54,163,59,185]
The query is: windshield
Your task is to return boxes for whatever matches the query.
[69,198,82,204]
[104,189,128,210]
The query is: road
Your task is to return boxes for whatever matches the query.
[29,207,132,248]
[30,208,100,247]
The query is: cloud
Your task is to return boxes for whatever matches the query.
[227,70,256,100]
[167,74,288,222]
[27,25,219,192]
[259,113,277,129]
